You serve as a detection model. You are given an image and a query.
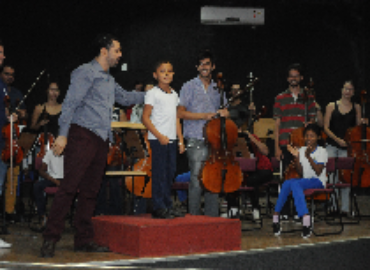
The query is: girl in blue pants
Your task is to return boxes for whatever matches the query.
[273,124,328,238]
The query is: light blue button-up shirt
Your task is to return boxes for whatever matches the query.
[179,76,225,140]
[59,59,144,141]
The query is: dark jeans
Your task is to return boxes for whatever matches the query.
[149,140,176,211]
[33,179,58,217]
[43,125,108,247]
[227,169,273,209]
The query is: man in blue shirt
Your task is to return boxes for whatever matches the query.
[178,50,228,217]
[40,34,145,258]
[0,39,12,249]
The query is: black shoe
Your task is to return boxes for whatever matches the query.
[74,242,110,252]
[40,240,56,258]
[302,226,311,239]
[168,207,185,218]
[152,208,173,219]
[273,222,281,236]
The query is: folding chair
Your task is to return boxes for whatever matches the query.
[234,157,263,231]
[326,156,359,224]
[303,157,344,236]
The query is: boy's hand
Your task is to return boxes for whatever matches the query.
[287,144,299,158]
[178,143,185,154]
[158,134,170,145]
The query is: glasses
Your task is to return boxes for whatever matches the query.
[288,75,300,78]
[3,72,14,77]
[198,61,212,67]
[344,87,354,91]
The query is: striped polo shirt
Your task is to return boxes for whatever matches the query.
[273,88,316,146]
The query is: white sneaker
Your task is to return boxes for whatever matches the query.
[0,239,11,248]
[253,209,260,220]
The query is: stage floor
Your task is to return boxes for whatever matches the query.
[0,196,370,269]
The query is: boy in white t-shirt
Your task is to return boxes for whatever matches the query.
[33,149,64,231]
[272,124,328,238]
[142,60,185,219]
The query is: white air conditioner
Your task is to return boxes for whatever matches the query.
[201,6,265,25]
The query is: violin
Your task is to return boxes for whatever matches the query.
[199,74,258,194]
[36,133,55,159]
[1,95,24,165]
[125,130,152,198]
[342,90,370,187]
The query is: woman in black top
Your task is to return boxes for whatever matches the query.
[30,81,62,138]
[324,80,361,215]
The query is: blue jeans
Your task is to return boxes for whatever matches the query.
[326,143,350,213]
[150,140,176,211]
[186,139,218,217]
[275,178,324,217]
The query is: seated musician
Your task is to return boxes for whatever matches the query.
[273,124,328,238]
[323,80,361,217]
[226,83,273,220]
[33,149,64,232]
[0,64,27,223]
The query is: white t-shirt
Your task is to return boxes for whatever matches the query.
[145,86,179,140]
[299,146,328,186]
[42,149,64,179]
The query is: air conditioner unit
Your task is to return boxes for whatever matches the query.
[201,6,264,25]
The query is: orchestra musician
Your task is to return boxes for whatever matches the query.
[30,80,62,138]
[0,64,23,223]
[0,38,12,249]
[177,50,229,217]
[226,83,273,220]
[273,63,316,222]
[40,33,145,258]
[323,80,361,216]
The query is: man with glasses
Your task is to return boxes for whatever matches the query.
[178,50,228,217]
[273,63,316,222]
[0,64,27,122]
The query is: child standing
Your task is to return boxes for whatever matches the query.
[272,124,328,238]
[142,60,185,219]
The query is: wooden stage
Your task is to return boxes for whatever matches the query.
[0,194,369,269]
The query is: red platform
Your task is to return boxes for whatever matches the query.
[92,214,241,257]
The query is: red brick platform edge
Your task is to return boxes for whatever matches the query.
[92,214,241,257]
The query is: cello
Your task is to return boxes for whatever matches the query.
[125,130,152,198]
[200,76,257,194]
[342,90,370,188]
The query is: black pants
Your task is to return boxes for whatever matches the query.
[227,169,273,209]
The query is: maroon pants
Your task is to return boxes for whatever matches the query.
[43,124,108,247]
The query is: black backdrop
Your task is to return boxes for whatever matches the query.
[1,0,369,118]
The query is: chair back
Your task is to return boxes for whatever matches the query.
[235,157,257,172]
[336,157,355,170]
[326,157,336,173]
